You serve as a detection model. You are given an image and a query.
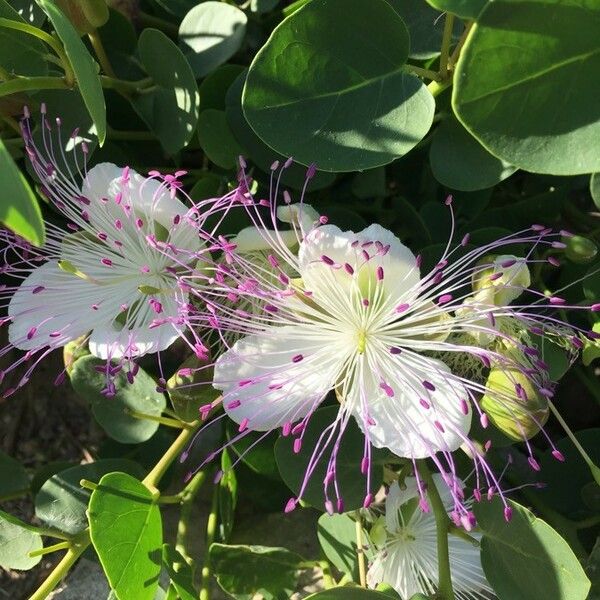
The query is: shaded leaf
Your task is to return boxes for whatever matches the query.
[0,512,42,570]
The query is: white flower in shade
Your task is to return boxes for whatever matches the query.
[367,476,491,600]
[6,162,201,361]
[471,254,531,307]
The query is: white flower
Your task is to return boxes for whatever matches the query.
[6,162,202,361]
[367,477,491,600]
[472,254,531,307]
[213,223,472,460]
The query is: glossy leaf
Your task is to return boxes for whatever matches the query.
[133,28,200,154]
[591,173,600,211]
[0,138,44,246]
[274,406,385,512]
[474,497,591,600]
[70,355,166,444]
[38,0,106,144]
[89,472,162,600]
[199,63,245,112]
[179,2,247,78]
[35,459,144,534]
[243,0,434,172]
[0,512,42,570]
[453,0,600,175]
[430,115,516,191]
[210,543,305,599]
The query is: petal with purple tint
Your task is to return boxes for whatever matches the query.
[8,261,98,350]
[213,326,341,431]
[349,357,471,459]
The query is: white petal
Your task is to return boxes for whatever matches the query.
[8,261,102,350]
[298,224,420,308]
[350,357,472,459]
[213,326,339,431]
[88,294,181,359]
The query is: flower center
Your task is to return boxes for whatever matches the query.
[357,329,367,354]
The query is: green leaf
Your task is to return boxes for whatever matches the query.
[0,0,47,75]
[70,355,166,444]
[162,544,197,600]
[179,2,247,78]
[251,0,280,13]
[243,0,434,172]
[474,497,591,600]
[317,513,373,580]
[424,0,487,19]
[305,589,393,599]
[199,63,245,112]
[0,513,42,570]
[38,0,106,144]
[274,406,384,512]
[453,0,600,175]
[591,173,600,211]
[10,0,46,26]
[586,538,600,600]
[0,448,29,499]
[133,28,199,154]
[583,323,600,366]
[35,459,144,534]
[351,168,386,199]
[210,543,305,599]
[219,449,237,542]
[387,0,460,60]
[197,109,244,169]
[226,71,336,191]
[0,139,45,246]
[89,472,162,600]
[429,115,516,191]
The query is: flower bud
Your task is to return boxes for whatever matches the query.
[63,335,90,375]
[564,235,598,264]
[480,367,549,441]
[472,254,531,306]
[167,354,214,422]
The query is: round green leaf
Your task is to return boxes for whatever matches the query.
[243,0,434,172]
[306,589,393,599]
[226,420,280,481]
[134,28,200,155]
[453,0,600,175]
[198,109,244,169]
[474,498,591,600]
[226,71,336,191]
[274,406,384,512]
[210,543,305,598]
[591,173,600,211]
[199,63,245,112]
[35,459,144,534]
[179,2,247,78]
[317,513,373,580]
[70,355,166,443]
[0,138,44,246]
[0,0,48,75]
[89,472,162,600]
[0,513,42,570]
[424,0,487,18]
[38,0,106,144]
[430,115,517,191]
[153,0,198,18]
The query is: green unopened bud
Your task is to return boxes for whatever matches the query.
[63,336,90,375]
[481,368,549,441]
[167,354,214,422]
[472,254,531,306]
[55,0,108,34]
[564,235,598,264]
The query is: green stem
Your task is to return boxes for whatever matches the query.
[448,524,479,547]
[574,514,600,530]
[29,541,70,558]
[88,30,116,78]
[418,462,454,600]
[138,11,179,37]
[354,511,367,587]
[427,78,452,98]
[176,471,207,566]
[0,18,64,60]
[439,14,455,76]
[127,409,186,429]
[143,419,201,490]
[319,560,336,589]
[99,75,153,93]
[199,484,219,600]
[405,64,441,82]
[449,21,473,70]
[0,76,69,98]
[28,531,89,600]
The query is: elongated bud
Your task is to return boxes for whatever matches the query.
[63,335,91,376]
[472,254,531,306]
[166,353,214,422]
[480,367,549,441]
[564,235,598,264]
[55,0,109,34]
